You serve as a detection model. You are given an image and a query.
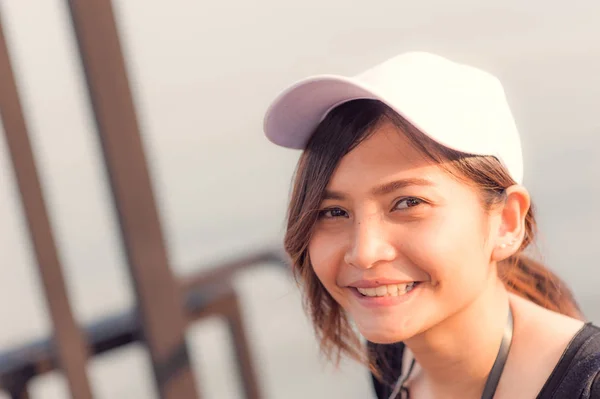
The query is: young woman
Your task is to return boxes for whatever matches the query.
[262,52,600,398]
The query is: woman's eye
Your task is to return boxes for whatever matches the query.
[393,197,424,210]
[318,208,348,219]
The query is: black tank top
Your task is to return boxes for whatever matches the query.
[369,323,600,399]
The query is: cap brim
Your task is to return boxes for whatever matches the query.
[264,75,388,149]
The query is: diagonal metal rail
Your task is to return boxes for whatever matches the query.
[65,0,199,397]
[0,12,93,399]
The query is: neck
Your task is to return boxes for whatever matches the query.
[404,278,511,397]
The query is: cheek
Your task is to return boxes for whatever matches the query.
[403,208,491,292]
[308,231,346,296]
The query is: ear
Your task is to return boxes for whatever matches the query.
[491,185,531,262]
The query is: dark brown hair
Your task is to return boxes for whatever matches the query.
[284,99,584,375]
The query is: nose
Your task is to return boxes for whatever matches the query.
[343,214,397,270]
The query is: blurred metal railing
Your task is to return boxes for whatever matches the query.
[0,251,288,399]
[0,0,289,398]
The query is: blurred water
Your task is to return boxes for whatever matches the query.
[0,0,598,398]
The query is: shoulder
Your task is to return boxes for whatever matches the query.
[540,324,600,399]
[501,295,586,395]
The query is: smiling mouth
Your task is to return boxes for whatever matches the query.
[354,282,421,297]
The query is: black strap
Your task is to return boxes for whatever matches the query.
[390,306,514,399]
[481,305,514,399]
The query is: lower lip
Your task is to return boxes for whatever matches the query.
[349,283,422,308]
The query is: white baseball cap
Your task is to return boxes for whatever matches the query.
[263,51,524,184]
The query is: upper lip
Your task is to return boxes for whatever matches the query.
[347,279,417,288]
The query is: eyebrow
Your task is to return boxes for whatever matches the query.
[323,177,435,201]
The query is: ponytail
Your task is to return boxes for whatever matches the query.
[500,255,583,320]
[499,206,584,320]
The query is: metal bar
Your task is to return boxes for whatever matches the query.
[0,252,284,397]
[185,284,263,398]
[0,280,232,391]
[225,292,262,399]
[64,1,199,398]
[0,12,93,399]
[181,250,287,293]
[0,250,280,393]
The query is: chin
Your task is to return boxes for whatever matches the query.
[356,321,417,344]
[363,333,404,345]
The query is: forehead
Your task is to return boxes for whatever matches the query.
[328,121,439,190]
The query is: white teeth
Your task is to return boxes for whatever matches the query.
[356,282,418,297]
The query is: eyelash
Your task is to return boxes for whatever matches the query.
[317,197,425,219]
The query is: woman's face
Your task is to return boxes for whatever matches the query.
[308,121,502,344]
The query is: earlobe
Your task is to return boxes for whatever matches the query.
[499,238,517,250]
[492,185,530,261]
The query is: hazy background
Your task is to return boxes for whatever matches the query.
[0,0,598,397]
